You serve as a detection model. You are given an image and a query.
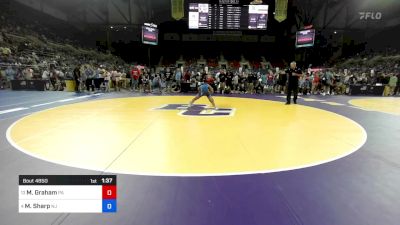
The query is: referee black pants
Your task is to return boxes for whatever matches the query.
[286,83,298,103]
[74,79,80,92]
[86,79,94,92]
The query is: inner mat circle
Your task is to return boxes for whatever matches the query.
[8,96,367,176]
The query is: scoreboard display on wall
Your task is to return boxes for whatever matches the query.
[142,23,158,45]
[296,29,316,48]
[188,0,269,30]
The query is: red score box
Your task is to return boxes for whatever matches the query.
[102,185,117,199]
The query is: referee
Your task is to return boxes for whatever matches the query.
[285,61,302,105]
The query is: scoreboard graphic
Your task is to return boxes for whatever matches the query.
[296,29,316,48]
[188,1,269,30]
[142,23,158,46]
[19,175,117,213]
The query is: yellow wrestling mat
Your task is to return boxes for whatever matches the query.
[7,96,367,176]
[349,98,400,116]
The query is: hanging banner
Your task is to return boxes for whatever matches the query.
[274,0,288,22]
[171,0,184,20]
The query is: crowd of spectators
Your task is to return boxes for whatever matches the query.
[0,12,128,91]
[2,45,400,97]
[331,52,400,96]
[127,55,399,96]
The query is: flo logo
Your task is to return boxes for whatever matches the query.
[153,104,235,117]
[359,12,382,20]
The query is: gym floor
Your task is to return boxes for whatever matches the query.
[0,90,399,225]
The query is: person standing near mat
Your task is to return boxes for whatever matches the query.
[188,81,216,109]
[73,65,81,93]
[286,61,302,105]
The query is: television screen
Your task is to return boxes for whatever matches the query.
[142,25,158,45]
[296,29,315,48]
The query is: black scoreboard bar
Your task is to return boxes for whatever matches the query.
[19,175,117,185]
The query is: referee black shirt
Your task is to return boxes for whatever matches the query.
[286,67,302,85]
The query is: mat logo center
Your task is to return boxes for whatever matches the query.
[153,104,235,117]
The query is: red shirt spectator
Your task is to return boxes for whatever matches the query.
[267,74,274,81]
[131,68,140,80]
[184,71,191,82]
[206,75,214,85]
[313,73,320,84]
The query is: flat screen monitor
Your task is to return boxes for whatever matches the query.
[296,29,315,48]
[142,25,158,46]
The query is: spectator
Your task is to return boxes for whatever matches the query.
[0,68,5,89]
[73,65,81,93]
[260,71,267,91]
[335,74,345,95]
[111,70,119,91]
[175,68,182,90]
[219,70,226,94]
[232,73,239,93]
[24,67,33,80]
[394,74,400,96]
[4,66,15,88]
[276,70,286,94]
[321,70,333,95]
[103,70,110,92]
[205,73,214,85]
[42,69,50,80]
[388,73,398,96]
[302,74,312,95]
[254,78,263,94]
[226,72,233,91]
[164,68,172,93]
[265,70,274,93]
[247,73,254,94]
[183,70,191,82]
[239,73,246,93]
[152,74,162,93]
[131,66,140,91]
[5,66,15,80]
[117,71,124,91]
[142,73,151,93]
[189,75,197,90]
[85,67,96,92]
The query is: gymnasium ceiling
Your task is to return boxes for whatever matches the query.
[14,0,400,29]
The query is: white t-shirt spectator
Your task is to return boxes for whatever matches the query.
[233,74,239,84]
[58,71,65,78]
[42,70,50,79]
[116,72,122,82]
[104,72,111,81]
[25,68,33,80]
[111,71,118,81]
